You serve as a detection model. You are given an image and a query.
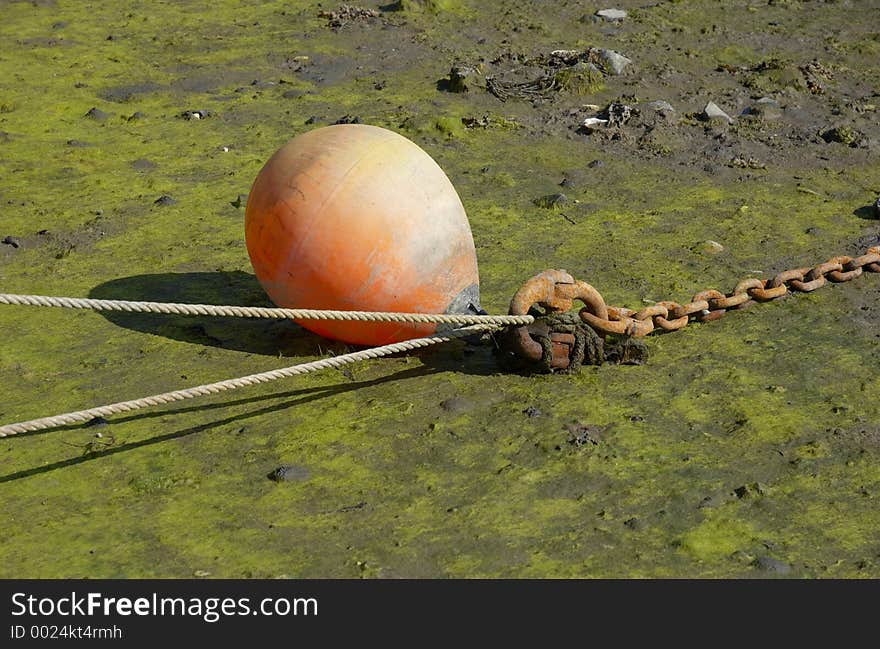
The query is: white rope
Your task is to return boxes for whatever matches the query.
[0,293,534,326]
[0,324,496,437]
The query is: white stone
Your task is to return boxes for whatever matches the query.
[704,101,733,123]
[596,8,627,20]
[600,49,632,75]
[645,100,675,112]
[581,117,609,132]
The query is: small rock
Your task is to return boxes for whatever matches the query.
[523,406,543,418]
[599,49,632,75]
[334,114,361,125]
[267,465,311,482]
[153,195,176,206]
[66,139,90,147]
[533,193,569,209]
[703,101,733,124]
[695,239,725,255]
[734,482,767,499]
[644,100,675,113]
[565,422,607,447]
[446,64,478,93]
[580,116,609,132]
[588,159,604,168]
[193,570,211,578]
[753,556,791,574]
[596,8,627,21]
[84,107,110,121]
[2,235,21,249]
[181,109,210,120]
[821,126,862,146]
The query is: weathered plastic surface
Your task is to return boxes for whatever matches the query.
[246,124,480,345]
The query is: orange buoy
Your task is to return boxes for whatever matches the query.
[244,124,482,346]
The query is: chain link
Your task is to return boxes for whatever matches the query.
[506,246,880,369]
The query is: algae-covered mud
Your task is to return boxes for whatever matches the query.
[1,0,878,578]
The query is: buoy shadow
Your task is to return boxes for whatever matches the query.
[89,272,345,358]
[87,272,512,376]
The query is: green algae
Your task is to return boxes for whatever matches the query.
[1,0,879,579]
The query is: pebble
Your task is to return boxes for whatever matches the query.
[267,465,311,482]
[447,64,477,93]
[644,100,675,113]
[334,114,361,125]
[523,406,543,418]
[580,116,608,132]
[533,193,569,209]
[599,49,632,75]
[753,556,791,574]
[153,195,176,206]
[84,107,111,121]
[694,240,724,255]
[181,109,210,120]
[587,159,604,168]
[703,101,733,124]
[821,126,860,145]
[734,482,767,499]
[596,8,627,21]
[2,235,21,248]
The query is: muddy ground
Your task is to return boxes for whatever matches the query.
[1,0,878,578]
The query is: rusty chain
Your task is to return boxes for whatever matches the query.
[505,246,880,371]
